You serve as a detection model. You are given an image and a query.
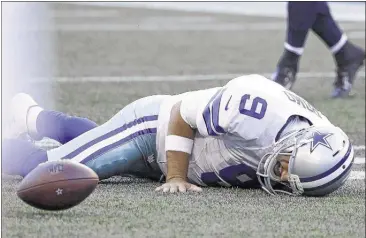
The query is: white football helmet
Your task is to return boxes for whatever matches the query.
[257,125,354,196]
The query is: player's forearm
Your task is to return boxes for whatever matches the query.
[166,151,189,181]
[166,101,195,181]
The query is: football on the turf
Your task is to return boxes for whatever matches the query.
[17,160,99,211]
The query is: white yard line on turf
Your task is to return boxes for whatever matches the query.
[48,23,365,32]
[50,23,290,32]
[69,2,366,22]
[354,145,365,150]
[349,171,365,180]
[38,72,366,83]
[354,157,365,165]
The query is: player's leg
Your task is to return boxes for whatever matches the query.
[36,110,98,144]
[46,95,168,180]
[310,2,365,98]
[272,2,318,89]
[11,93,98,144]
[3,95,168,180]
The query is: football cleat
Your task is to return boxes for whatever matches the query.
[332,43,365,98]
[272,67,297,90]
[272,49,299,90]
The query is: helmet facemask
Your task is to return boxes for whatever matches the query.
[257,128,311,196]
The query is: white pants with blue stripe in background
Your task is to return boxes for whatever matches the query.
[47,95,170,180]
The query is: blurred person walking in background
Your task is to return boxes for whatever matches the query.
[272,1,365,98]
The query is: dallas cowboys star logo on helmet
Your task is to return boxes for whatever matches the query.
[310,131,333,153]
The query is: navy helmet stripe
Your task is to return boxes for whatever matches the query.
[300,141,352,183]
[303,155,354,192]
[65,115,158,159]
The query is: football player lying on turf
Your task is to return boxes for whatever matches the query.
[3,75,355,196]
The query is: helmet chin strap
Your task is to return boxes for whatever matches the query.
[288,174,304,195]
[273,189,296,196]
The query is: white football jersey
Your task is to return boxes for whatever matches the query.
[156,75,333,188]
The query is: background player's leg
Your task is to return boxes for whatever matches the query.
[2,139,48,177]
[285,2,318,56]
[273,2,318,89]
[311,2,344,52]
[311,2,365,68]
[311,2,365,97]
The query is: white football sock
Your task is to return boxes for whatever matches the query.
[284,42,304,55]
[331,34,348,54]
[27,106,44,135]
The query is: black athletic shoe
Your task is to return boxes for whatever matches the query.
[332,42,365,98]
[272,66,297,90]
[272,49,299,90]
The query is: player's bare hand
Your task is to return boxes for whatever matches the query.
[155,178,202,193]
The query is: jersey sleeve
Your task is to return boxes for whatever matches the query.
[179,76,249,137]
[180,87,222,129]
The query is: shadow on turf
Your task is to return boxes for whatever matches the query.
[2,175,23,182]
[15,210,70,217]
[98,176,153,185]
